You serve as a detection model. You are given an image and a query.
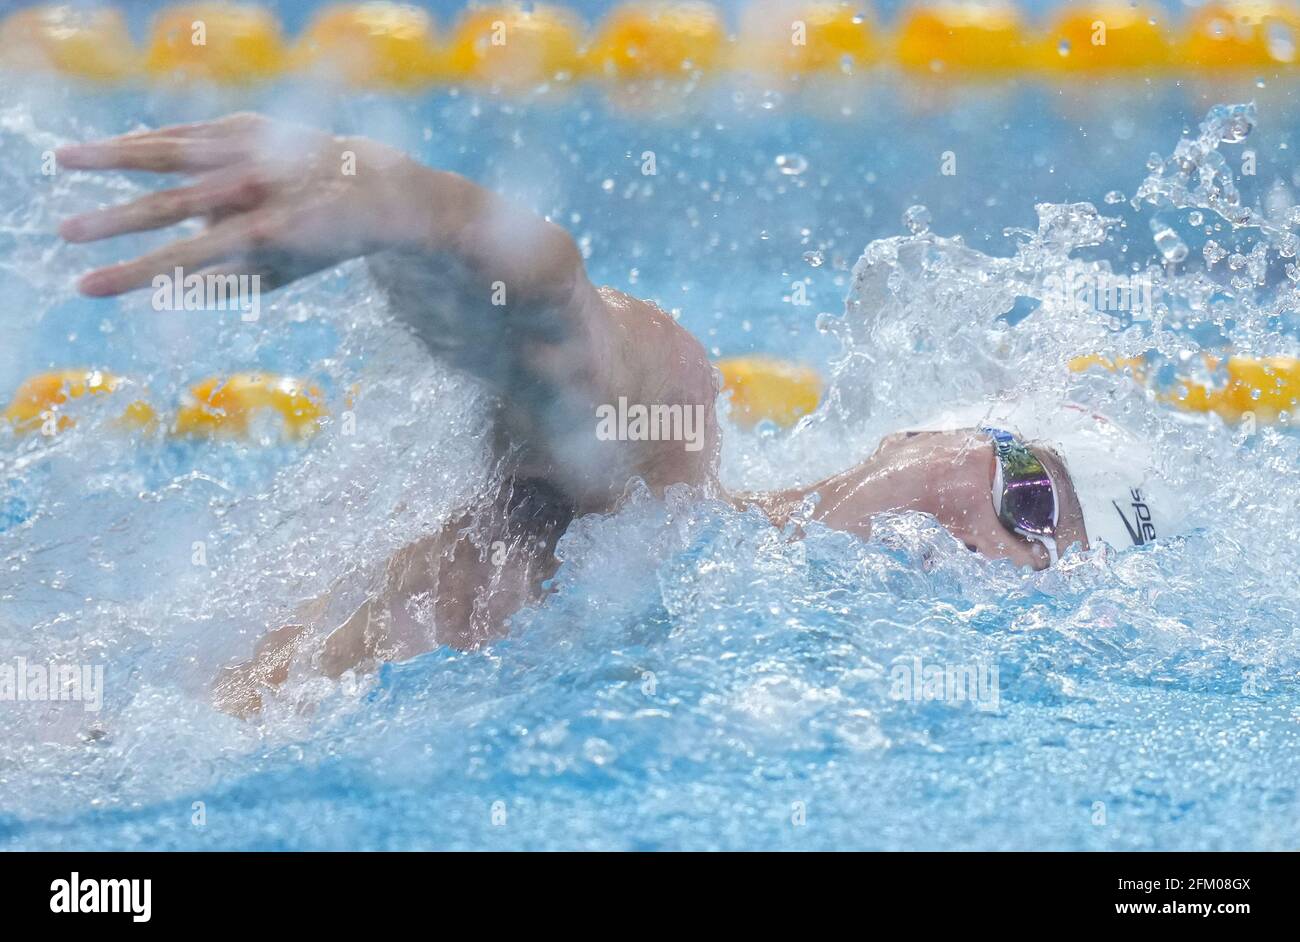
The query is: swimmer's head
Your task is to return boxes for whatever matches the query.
[1036,403,1184,550]
[905,399,1191,561]
[864,428,1087,570]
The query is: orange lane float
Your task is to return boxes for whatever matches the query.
[296,2,442,88]
[1179,1,1300,69]
[1044,5,1174,71]
[0,4,138,80]
[1069,353,1300,424]
[6,1,1300,82]
[896,1,1031,74]
[737,2,879,75]
[586,2,729,79]
[3,372,324,441]
[716,355,823,428]
[2,370,156,435]
[145,3,287,83]
[445,4,585,85]
[173,374,326,440]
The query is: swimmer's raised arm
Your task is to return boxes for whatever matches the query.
[58,112,719,508]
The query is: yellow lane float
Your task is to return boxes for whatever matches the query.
[716,355,823,428]
[3,372,324,441]
[0,4,138,80]
[146,3,287,83]
[1070,353,1300,424]
[7,353,1291,446]
[896,1,1030,74]
[8,1,1300,83]
[173,374,325,440]
[1180,1,1300,69]
[445,4,585,85]
[737,2,878,74]
[1045,5,1173,71]
[587,2,728,78]
[296,2,441,88]
[2,370,156,435]
[719,351,1300,430]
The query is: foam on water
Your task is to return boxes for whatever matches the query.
[2,82,1299,849]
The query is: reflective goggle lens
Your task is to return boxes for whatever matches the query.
[984,428,1058,538]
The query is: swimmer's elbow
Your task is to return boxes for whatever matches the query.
[426,170,590,309]
[528,220,589,305]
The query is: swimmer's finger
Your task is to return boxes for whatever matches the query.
[102,113,269,144]
[76,215,261,297]
[56,137,248,173]
[60,171,266,243]
[60,113,269,155]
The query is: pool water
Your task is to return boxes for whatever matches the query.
[3,57,1300,848]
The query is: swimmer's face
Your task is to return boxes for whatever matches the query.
[861,429,1088,570]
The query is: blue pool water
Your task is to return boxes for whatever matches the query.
[3,23,1300,848]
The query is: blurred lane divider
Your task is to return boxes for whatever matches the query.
[5,2,1298,86]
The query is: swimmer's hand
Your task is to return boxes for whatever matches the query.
[57,112,460,295]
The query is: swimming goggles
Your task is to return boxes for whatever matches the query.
[982,427,1059,564]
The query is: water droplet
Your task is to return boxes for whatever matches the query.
[1266,22,1296,63]
[775,153,808,176]
[1104,190,1126,205]
[902,204,931,234]
[583,737,615,766]
[1218,109,1254,144]
[803,250,825,268]
[1152,223,1188,263]
[1188,211,1204,226]
[1057,39,1071,57]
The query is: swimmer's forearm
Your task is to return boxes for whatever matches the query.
[385,166,589,312]
[370,164,604,390]
[368,168,641,503]
[370,173,720,506]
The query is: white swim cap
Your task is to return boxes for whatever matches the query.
[907,399,1188,549]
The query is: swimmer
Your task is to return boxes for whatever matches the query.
[54,114,1186,714]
